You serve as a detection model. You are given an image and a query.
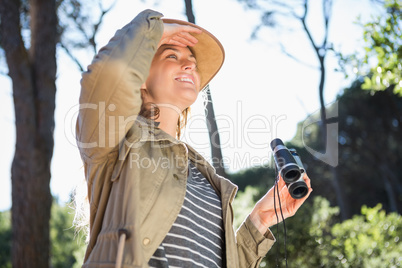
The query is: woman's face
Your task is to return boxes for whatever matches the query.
[142,44,201,111]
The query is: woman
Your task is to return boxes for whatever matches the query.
[76,9,312,268]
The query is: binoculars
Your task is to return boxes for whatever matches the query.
[270,138,308,199]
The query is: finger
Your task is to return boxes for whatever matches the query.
[297,173,313,201]
[177,32,199,45]
[302,173,312,189]
[172,33,198,46]
[173,24,202,35]
[160,33,198,48]
[276,174,286,189]
[161,38,188,47]
[163,23,202,38]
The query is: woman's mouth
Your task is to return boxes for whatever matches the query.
[175,75,195,85]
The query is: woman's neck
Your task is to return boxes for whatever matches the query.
[154,105,181,138]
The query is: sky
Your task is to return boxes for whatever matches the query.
[0,0,379,211]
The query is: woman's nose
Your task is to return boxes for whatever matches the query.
[182,59,196,70]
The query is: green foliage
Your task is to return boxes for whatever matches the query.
[229,165,276,193]
[233,186,261,230]
[321,204,402,267]
[230,75,402,266]
[0,202,86,268]
[361,0,402,94]
[50,201,87,268]
[340,0,402,95]
[260,196,340,267]
[335,82,402,214]
[0,210,11,268]
[231,186,402,268]
[289,79,402,217]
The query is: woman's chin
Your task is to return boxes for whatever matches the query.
[177,88,198,104]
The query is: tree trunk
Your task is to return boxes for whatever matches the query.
[183,0,228,178]
[380,164,399,213]
[300,0,348,219]
[0,0,57,266]
[318,56,348,219]
[204,87,228,177]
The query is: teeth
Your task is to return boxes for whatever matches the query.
[177,77,194,84]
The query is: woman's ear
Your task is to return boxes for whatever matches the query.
[140,82,146,90]
[140,87,149,104]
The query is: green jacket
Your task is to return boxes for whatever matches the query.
[76,9,275,268]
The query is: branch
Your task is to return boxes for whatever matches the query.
[322,0,333,50]
[279,43,318,70]
[59,0,115,70]
[300,0,321,58]
[184,0,195,23]
[0,0,37,159]
[0,0,31,81]
[270,0,301,18]
[59,43,85,72]
[89,0,117,53]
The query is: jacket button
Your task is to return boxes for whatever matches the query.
[173,174,179,180]
[143,238,150,246]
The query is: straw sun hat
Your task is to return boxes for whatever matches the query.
[162,18,225,90]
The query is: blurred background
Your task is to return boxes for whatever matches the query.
[0,0,401,267]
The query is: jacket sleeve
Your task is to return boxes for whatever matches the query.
[76,9,163,162]
[236,216,276,267]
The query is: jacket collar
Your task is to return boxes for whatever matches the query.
[136,115,160,128]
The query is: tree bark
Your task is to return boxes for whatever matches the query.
[204,87,228,177]
[0,0,57,266]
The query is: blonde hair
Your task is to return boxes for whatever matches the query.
[139,90,191,139]
[72,178,90,243]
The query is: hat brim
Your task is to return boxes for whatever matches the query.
[162,18,225,91]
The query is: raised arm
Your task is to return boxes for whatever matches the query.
[76,9,163,161]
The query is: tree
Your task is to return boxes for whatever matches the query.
[0,0,57,266]
[237,0,349,219]
[229,75,402,265]
[0,0,110,266]
[183,0,228,178]
[291,79,402,215]
[339,0,402,95]
[321,204,402,267]
[335,81,402,214]
[230,184,401,267]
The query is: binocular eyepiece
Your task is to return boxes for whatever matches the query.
[270,138,308,199]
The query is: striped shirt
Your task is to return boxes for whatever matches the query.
[148,162,224,268]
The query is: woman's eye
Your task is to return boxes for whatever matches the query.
[167,54,177,59]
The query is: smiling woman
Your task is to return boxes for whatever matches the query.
[74,9,311,268]
[139,44,201,138]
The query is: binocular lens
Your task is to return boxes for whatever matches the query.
[270,138,308,199]
[281,164,302,183]
[288,180,309,199]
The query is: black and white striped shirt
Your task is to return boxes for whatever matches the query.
[148,162,224,268]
